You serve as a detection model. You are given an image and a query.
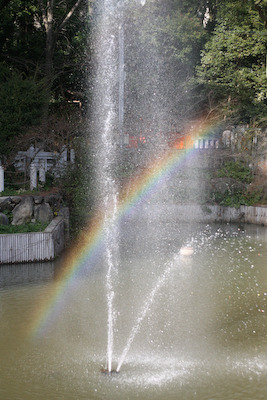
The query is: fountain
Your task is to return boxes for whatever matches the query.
[0,1,266,399]
[0,223,266,399]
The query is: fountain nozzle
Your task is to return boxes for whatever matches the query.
[101,368,119,376]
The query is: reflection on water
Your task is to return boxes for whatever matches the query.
[0,261,56,288]
[0,222,266,400]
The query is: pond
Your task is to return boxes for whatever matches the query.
[0,221,266,400]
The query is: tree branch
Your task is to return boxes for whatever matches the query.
[38,0,48,30]
[254,2,267,29]
[58,0,83,31]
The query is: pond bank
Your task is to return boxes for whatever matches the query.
[1,203,266,265]
[136,204,267,226]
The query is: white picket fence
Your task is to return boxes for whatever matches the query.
[0,217,65,264]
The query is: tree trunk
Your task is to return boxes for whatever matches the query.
[39,0,83,124]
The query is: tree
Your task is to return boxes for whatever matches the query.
[122,0,209,137]
[0,0,44,73]
[37,0,84,83]
[0,0,90,161]
[36,0,87,117]
[0,0,89,107]
[0,62,46,161]
[196,0,267,123]
[253,0,267,28]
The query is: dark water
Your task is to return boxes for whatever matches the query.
[0,222,266,400]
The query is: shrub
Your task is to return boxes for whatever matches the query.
[217,161,253,183]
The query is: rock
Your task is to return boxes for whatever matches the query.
[0,212,9,225]
[11,196,21,205]
[34,202,53,223]
[44,193,61,209]
[34,196,43,205]
[0,196,21,213]
[12,196,34,225]
[0,197,13,212]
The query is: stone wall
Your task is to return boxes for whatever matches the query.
[138,204,267,226]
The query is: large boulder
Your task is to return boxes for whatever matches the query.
[44,193,61,210]
[0,212,9,225]
[0,197,13,212]
[34,202,53,223]
[12,196,34,225]
[33,195,43,205]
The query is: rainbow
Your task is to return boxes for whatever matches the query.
[27,118,220,337]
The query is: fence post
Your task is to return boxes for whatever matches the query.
[39,159,46,184]
[30,163,37,190]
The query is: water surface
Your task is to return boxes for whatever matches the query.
[0,222,266,400]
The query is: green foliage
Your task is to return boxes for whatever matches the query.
[123,0,209,132]
[217,161,253,183]
[0,221,49,234]
[55,136,96,237]
[212,160,263,207]
[0,62,46,158]
[51,1,91,99]
[136,1,207,68]
[213,188,262,208]
[196,0,267,122]
[0,0,44,70]
[158,9,208,73]
[253,0,267,26]
[2,209,12,221]
[0,0,90,131]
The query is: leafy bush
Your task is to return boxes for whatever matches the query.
[211,160,264,207]
[217,161,253,183]
[55,137,97,237]
[213,188,262,208]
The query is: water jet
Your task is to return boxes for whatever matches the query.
[101,368,119,376]
[0,1,266,399]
